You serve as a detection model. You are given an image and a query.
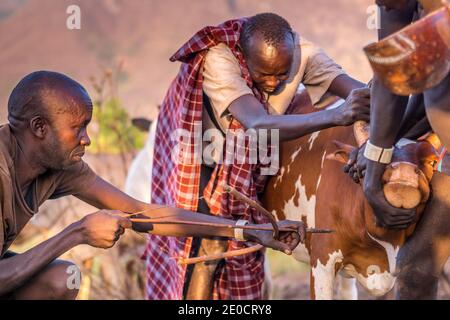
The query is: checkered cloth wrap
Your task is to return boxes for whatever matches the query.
[143,18,285,300]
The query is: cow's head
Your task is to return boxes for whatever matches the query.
[327,122,442,210]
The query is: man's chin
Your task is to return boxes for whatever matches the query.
[261,86,282,95]
[57,157,82,170]
[72,155,83,162]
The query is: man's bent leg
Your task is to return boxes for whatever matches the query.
[184,165,229,300]
[396,168,450,299]
[2,252,80,300]
[185,238,228,300]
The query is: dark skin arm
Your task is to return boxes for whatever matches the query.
[0,210,131,295]
[354,3,418,228]
[228,75,370,141]
[75,176,304,253]
[328,74,366,98]
[364,78,416,228]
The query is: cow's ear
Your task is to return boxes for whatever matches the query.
[326,150,350,164]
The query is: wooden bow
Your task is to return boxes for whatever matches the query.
[125,187,333,265]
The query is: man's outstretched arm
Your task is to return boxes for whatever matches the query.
[75,176,304,254]
[228,88,370,142]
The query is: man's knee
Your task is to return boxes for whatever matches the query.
[34,260,81,300]
[48,260,81,299]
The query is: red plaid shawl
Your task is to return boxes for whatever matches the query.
[144,18,277,300]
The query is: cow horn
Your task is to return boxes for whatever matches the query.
[353,120,370,148]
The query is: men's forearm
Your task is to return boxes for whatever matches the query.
[328,74,366,99]
[369,1,415,147]
[364,3,416,182]
[77,178,239,239]
[369,78,409,148]
[364,78,409,187]
[0,222,84,295]
[253,108,343,141]
[133,206,262,239]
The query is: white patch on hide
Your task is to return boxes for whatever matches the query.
[335,273,358,300]
[316,151,327,191]
[308,132,320,151]
[290,146,302,163]
[344,263,396,296]
[367,232,400,274]
[311,250,344,300]
[282,176,316,228]
[273,166,285,189]
[273,146,302,188]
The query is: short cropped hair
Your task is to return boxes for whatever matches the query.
[7,71,90,129]
[240,13,293,55]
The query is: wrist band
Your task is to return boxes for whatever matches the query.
[364,140,394,164]
[234,220,249,241]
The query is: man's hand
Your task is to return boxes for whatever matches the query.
[244,220,306,255]
[364,162,416,229]
[336,87,371,126]
[78,210,132,249]
[344,143,368,183]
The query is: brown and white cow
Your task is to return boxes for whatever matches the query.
[263,93,442,300]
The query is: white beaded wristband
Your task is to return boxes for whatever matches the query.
[234,220,249,241]
[364,140,394,164]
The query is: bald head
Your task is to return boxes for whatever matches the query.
[7,71,92,131]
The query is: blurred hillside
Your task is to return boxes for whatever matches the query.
[0,0,376,123]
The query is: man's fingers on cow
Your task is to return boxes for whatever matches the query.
[361,169,367,177]
[355,98,370,106]
[379,213,415,227]
[344,162,356,173]
[345,151,357,168]
[385,222,414,229]
[353,87,370,97]
[383,211,415,219]
[348,166,355,176]
[386,206,415,216]
[385,216,415,225]
[357,114,371,122]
